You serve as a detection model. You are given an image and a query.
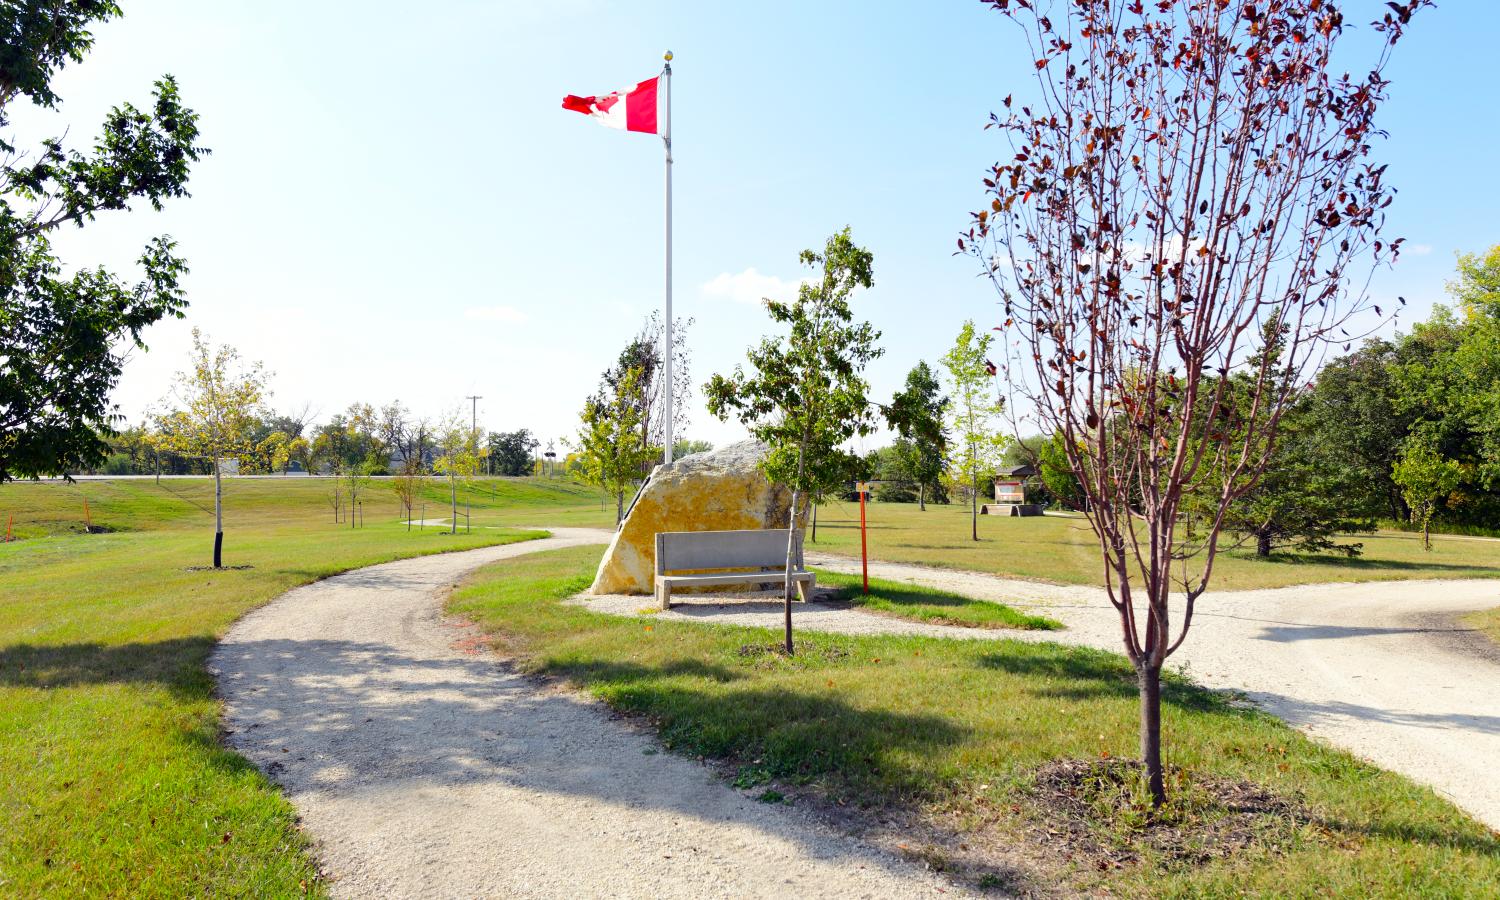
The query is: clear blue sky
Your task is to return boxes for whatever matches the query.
[18,1,1499,450]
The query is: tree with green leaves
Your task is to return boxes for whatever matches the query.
[607,312,694,467]
[573,367,655,525]
[487,429,539,477]
[1211,398,1375,557]
[869,442,918,503]
[705,227,883,653]
[1393,439,1463,551]
[391,444,424,530]
[672,438,714,458]
[1448,245,1500,319]
[940,321,1007,541]
[433,415,481,535]
[1304,339,1412,520]
[1036,432,1085,510]
[0,4,205,482]
[284,435,311,475]
[153,330,268,568]
[249,431,291,476]
[342,455,377,529]
[311,415,353,522]
[883,361,948,510]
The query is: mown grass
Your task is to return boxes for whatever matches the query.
[1464,606,1500,647]
[451,545,1500,898]
[809,500,1500,591]
[0,475,562,896]
[816,569,1061,630]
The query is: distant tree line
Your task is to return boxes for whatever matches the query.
[863,248,1500,557]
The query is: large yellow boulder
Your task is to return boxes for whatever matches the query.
[588,441,796,595]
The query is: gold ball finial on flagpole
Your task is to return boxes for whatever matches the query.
[664,50,673,61]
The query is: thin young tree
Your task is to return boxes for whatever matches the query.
[885,361,950,511]
[572,367,655,525]
[154,330,269,568]
[705,227,883,654]
[433,415,481,534]
[343,456,376,529]
[967,0,1426,805]
[941,321,1008,541]
[392,447,424,530]
[1392,439,1460,551]
[312,416,351,523]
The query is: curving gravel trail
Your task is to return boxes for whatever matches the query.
[211,530,968,899]
[586,554,1500,832]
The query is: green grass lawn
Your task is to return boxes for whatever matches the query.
[0,475,574,896]
[451,545,1500,897]
[816,569,1061,630]
[809,500,1500,591]
[415,474,617,529]
[1464,607,1500,646]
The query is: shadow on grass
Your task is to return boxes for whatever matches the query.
[817,578,1063,631]
[537,655,970,794]
[1241,552,1500,575]
[974,644,1236,715]
[1326,817,1500,857]
[850,583,975,609]
[0,638,214,698]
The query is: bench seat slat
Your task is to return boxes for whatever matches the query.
[659,571,812,587]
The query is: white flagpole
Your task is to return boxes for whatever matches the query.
[661,51,674,465]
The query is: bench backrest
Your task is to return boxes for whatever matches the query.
[655,528,803,575]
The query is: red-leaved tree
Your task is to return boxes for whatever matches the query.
[967,0,1426,805]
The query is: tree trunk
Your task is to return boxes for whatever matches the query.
[451,474,458,534]
[918,482,926,512]
[1255,531,1272,557]
[971,476,979,541]
[1423,515,1432,552]
[213,459,224,569]
[615,490,624,526]
[1138,664,1166,808]
[810,500,818,543]
[783,489,800,655]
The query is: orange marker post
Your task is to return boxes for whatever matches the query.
[84,498,92,529]
[856,481,871,595]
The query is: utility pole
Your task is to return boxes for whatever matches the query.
[465,395,482,434]
[465,394,483,474]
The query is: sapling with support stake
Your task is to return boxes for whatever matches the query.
[154,330,269,569]
[705,227,883,654]
[966,0,1426,806]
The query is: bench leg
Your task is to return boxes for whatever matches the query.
[796,579,812,603]
[660,582,671,610]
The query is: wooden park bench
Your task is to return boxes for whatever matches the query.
[654,528,814,610]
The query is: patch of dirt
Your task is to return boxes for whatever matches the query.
[1020,758,1306,869]
[67,523,116,534]
[184,564,255,571]
[736,641,850,661]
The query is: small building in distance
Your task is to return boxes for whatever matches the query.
[982,464,1043,517]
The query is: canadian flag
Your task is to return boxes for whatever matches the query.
[561,77,659,134]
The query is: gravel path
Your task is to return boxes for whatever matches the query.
[212,530,968,899]
[587,551,1500,833]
